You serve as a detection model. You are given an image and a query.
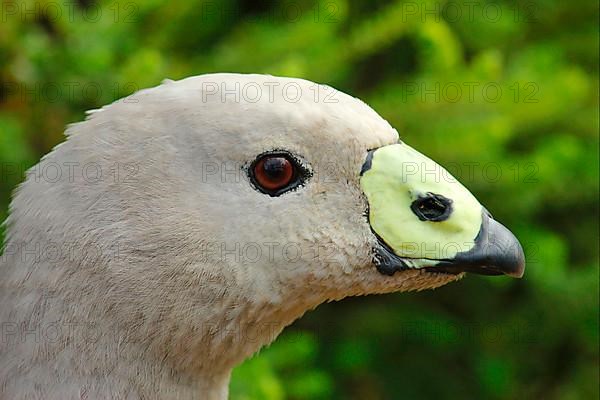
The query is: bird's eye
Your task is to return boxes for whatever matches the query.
[410,193,453,222]
[250,152,306,196]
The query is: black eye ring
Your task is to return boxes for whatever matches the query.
[410,193,453,222]
[249,151,310,196]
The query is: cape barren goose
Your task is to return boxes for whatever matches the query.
[0,74,524,399]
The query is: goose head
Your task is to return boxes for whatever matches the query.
[0,73,524,399]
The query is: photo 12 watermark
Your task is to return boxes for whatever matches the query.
[1,1,139,23]
[0,161,139,185]
[0,158,540,187]
[0,317,538,347]
[199,80,340,104]
[398,1,539,24]
[199,1,341,24]
[0,81,140,104]
[400,81,540,104]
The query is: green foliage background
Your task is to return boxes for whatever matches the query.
[0,0,598,398]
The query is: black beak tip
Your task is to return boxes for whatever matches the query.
[437,213,526,278]
[486,218,526,278]
[495,241,526,278]
[370,210,526,279]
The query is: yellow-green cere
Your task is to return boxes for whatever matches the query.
[360,143,483,266]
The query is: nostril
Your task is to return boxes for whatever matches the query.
[410,193,453,222]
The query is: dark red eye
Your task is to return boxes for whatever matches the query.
[253,155,295,192]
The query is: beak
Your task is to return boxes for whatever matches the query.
[431,212,525,278]
[373,210,526,278]
[362,143,525,279]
